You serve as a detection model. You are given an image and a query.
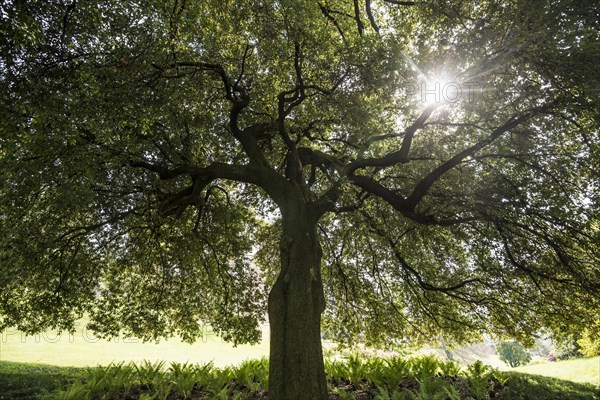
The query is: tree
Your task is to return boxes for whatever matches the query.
[497,341,532,368]
[1,1,599,399]
[577,322,600,358]
[552,332,583,360]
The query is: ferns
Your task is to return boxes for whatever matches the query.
[52,355,506,399]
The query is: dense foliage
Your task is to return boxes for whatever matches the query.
[1,0,599,398]
[578,331,600,358]
[577,321,600,358]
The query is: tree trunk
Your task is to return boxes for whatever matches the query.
[267,201,328,400]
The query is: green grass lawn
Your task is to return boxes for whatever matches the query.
[0,323,269,368]
[0,361,83,399]
[512,357,600,387]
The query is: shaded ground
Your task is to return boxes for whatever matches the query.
[0,361,83,400]
[1,360,599,400]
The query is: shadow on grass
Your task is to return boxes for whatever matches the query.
[1,360,599,400]
[0,361,83,400]
[501,371,600,400]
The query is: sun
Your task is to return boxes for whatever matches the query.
[420,72,461,106]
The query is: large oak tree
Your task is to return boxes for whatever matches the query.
[1,1,599,399]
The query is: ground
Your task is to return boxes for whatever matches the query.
[0,323,598,399]
[0,323,269,367]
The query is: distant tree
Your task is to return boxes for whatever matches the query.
[497,341,532,368]
[1,1,599,399]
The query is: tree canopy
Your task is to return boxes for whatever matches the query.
[1,0,599,398]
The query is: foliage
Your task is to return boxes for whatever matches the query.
[578,331,600,358]
[1,0,599,346]
[464,360,495,399]
[497,341,532,368]
[32,355,597,400]
[577,322,600,358]
[5,357,598,399]
[552,332,583,360]
[1,0,600,398]
[438,360,461,376]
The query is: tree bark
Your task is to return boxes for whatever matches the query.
[268,199,328,400]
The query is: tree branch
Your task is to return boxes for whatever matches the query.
[318,2,347,41]
[382,0,415,5]
[365,0,380,34]
[131,159,289,209]
[353,0,364,36]
[152,60,271,168]
[347,104,439,174]
[406,113,531,208]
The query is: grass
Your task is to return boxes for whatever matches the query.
[512,357,600,387]
[0,361,83,399]
[500,372,600,400]
[2,356,598,400]
[0,322,269,368]
[1,324,598,399]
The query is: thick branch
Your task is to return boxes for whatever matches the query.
[130,159,287,205]
[353,0,365,36]
[153,60,270,168]
[276,48,347,182]
[406,113,531,208]
[365,0,380,34]
[348,174,426,222]
[347,104,438,174]
[349,174,479,225]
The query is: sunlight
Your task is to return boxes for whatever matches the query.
[420,72,461,106]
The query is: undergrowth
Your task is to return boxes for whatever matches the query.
[2,356,598,400]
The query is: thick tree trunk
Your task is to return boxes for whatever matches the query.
[267,201,328,400]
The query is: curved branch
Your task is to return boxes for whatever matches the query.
[318,3,347,41]
[130,159,288,206]
[405,113,531,208]
[348,174,478,225]
[365,0,380,34]
[361,210,483,295]
[347,104,439,174]
[152,60,271,168]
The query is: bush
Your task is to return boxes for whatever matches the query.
[497,341,532,368]
[577,328,600,357]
